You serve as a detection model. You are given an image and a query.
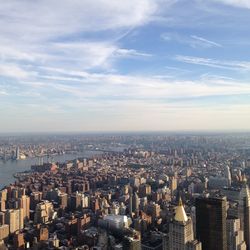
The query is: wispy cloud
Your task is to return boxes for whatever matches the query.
[2,66,250,131]
[0,0,160,39]
[175,55,250,71]
[161,33,222,48]
[0,0,163,74]
[0,64,32,79]
[11,66,250,101]
[0,90,8,96]
[114,49,152,58]
[190,35,222,48]
[212,0,250,9]
[1,0,250,131]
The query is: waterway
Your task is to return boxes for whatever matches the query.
[0,151,101,189]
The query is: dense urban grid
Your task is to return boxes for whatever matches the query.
[0,133,250,250]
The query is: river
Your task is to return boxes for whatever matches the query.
[0,151,101,189]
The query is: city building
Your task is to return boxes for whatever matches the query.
[238,182,250,249]
[227,218,246,250]
[196,196,227,250]
[168,198,201,250]
[0,225,9,241]
[5,209,24,234]
[34,201,55,224]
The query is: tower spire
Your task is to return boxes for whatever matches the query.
[178,196,183,206]
[175,197,188,222]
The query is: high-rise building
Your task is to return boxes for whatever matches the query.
[5,209,24,234]
[0,189,8,201]
[0,212,5,225]
[238,182,250,250]
[129,194,133,215]
[30,191,42,210]
[15,147,20,160]
[0,225,9,241]
[168,198,201,250]
[0,201,5,212]
[34,201,54,224]
[36,225,49,241]
[0,190,7,212]
[13,231,25,249]
[225,165,232,186]
[147,202,161,220]
[227,218,246,250]
[196,196,227,250]
[139,184,151,197]
[58,192,68,209]
[70,192,82,210]
[169,176,177,195]
[132,192,139,213]
[18,195,30,221]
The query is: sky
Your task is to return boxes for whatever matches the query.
[0,0,250,132]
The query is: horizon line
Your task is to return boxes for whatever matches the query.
[1,129,250,136]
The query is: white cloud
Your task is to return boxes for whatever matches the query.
[114,49,152,58]
[161,33,222,48]
[190,35,222,48]
[50,42,117,70]
[175,55,250,71]
[0,0,160,41]
[213,0,250,9]
[2,66,250,131]
[16,67,250,100]
[0,0,164,74]
[1,0,250,132]
[0,64,31,79]
[0,90,8,96]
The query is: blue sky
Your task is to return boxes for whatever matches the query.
[0,0,250,132]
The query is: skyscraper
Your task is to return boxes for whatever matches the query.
[18,195,30,221]
[196,196,227,250]
[15,147,20,160]
[168,198,201,250]
[238,182,250,250]
[227,217,246,250]
[5,209,24,234]
[132,192,139,212]
[225,165,232,186]
[129,194,133,215]
[34,201,54,224]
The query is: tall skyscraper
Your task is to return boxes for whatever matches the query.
[5,209,24,234]
[15,147,20,160]
[0,190,7,212]
[238,182,250,250]
[168,198,201,250]
[70,192,82,211]
[225,165,232,186]
[196,196,227,250]
[132,192,139,212]
[0,225,9,241]
[169,176,177,195]
[18,195,30,221]
[129,194,133,215]
[227,218,246,250]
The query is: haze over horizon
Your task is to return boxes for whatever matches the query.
[1,0,250,132]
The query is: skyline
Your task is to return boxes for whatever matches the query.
[1,0,250,132]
